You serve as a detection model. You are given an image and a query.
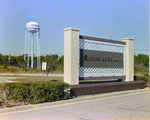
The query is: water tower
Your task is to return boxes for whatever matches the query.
[24,22,41,69]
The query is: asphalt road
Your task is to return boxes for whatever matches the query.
[1,88,150,120]
[0,78,6,83]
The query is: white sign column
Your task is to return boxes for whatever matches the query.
[122,38,134,81]
[64,28,80,85]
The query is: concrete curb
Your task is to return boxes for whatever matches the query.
[5,79,20,83]
[0,88,150,115]
[0,99,73,115]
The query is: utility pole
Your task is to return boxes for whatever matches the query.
[110,34,111,40]
[8,55,11,69]
[149,0,150,76]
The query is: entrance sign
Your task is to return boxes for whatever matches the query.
[80,49,123,68]
[64,28,134,85]
[79,37,125,78]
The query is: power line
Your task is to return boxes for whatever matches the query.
[134,49,149,51]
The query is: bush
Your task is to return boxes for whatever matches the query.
[2,62,8,69]
[134,76,149,83]
[10,68,18,73]
[1,81,69,104]
[144,74,149,76]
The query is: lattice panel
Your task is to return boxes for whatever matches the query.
[80,39,124,53]
[79,39,125,77]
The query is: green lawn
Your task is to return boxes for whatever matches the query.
[0,75,63,82]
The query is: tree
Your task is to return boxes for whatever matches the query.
[51,54,58,60]
[16,55,24,68]
[33,57,37,68]
[134,54,149,67]
[134,54,149,74]
[3,61,8,69]
[44,54,58,75]
[58,55,64,65]
[58,55,64,71]
[10,56,17,65]
[0,53,3,65]
[3,55,8,63]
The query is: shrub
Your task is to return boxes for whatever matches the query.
[2,62,8,69]
[134,76,149,84]
[10,68,18,73]
[144,74,149,76]
[2,81,69,104]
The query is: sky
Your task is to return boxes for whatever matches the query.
[0,0,149,56]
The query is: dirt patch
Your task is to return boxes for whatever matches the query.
[0,99,27,109]
[0,101,4,109]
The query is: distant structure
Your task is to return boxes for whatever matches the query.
[24,22,41,69]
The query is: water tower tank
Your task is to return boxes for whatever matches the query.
[26,22,40,33]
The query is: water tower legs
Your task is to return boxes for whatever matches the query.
[38,31,41,69]
[31,33,34,68]
[27,31,30,69]
[24,30,27,60]
[24,30,40,69]
[37,30,39,69]
[36,30,41,69]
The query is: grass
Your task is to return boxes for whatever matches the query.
[134,63,149,76]
[0,65,63,74]
[0,65,63,82]
[0,75,63,82]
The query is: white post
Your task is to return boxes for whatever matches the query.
[38,31,41,69]
[37,30,39,69]
[122,38,134,81]
[31,33,34,68]
[64,28,80,85]
[27,32,30,69]
[24,30,27,60]
[149,0,150,76]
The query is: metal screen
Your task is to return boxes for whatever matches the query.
[79,38,125,77]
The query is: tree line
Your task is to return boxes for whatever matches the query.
[0,53,64,72]
[0,53,149,74]
[134,54,149,67]
[134,54,149,74]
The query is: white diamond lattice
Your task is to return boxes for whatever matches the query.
[79,39,125,77]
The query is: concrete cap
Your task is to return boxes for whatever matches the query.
[122,38,134,41]
[63,27,80,31]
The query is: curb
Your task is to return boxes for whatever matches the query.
[0,99,71,115]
